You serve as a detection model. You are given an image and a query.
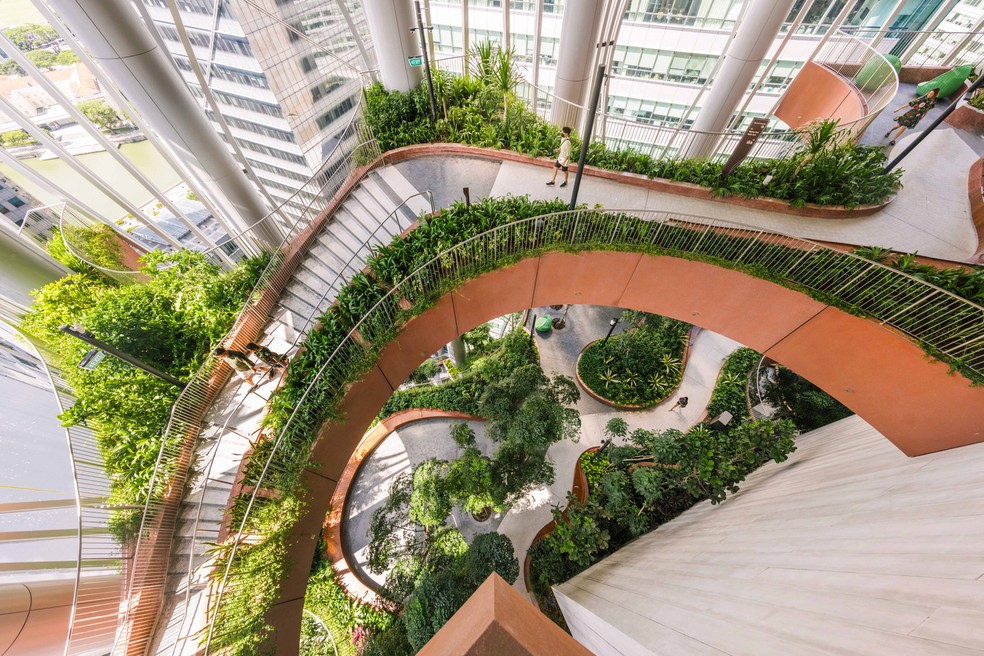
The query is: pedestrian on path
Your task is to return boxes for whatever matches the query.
[668,396,688,412]
[546,126,572,188]
[214,347,258,386]
[884,88,939,145]
[245,341,288,378]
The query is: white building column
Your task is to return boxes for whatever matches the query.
[363,0,423,92]
[550,0,605,130]
[47,0,280,252]
[683,0,797,159]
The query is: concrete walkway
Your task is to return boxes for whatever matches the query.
[385,112,982,261]
[342,307,742,600]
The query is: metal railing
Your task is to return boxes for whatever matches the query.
[443,28,898,162]
[109,102,382,655]
[155,188,433,656]
[842,27,984,70]
[204,207,983,652]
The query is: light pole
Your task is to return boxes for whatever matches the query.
[412,1,437,122]
[602,316,619,346]
[59,323,184,388]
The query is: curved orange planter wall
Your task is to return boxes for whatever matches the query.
[263,250,984,651]
[775,61,867,130]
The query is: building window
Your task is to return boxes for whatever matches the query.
[8,196,25,208]
[315,95,356,130]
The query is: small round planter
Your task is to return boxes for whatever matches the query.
[574,329,693,410]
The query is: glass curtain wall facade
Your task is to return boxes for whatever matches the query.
[424,0,983,144]
[141,0,375,219]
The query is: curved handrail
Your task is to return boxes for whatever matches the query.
[203,206,983,651]
[113,105,382,654]
[165,189,434,655]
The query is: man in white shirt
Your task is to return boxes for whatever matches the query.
[546,126,572,188]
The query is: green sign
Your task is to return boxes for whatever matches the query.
[408,56,423,67]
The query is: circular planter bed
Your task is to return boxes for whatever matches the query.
[575,316,692,409]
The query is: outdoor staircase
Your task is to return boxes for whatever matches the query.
[264,167,432,354]
[148,165,431,655]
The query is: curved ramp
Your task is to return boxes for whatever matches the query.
[263,250,984,652]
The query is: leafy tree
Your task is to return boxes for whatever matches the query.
[479,363,580,507]
[3,24,58,51]
[0,59,24,76]
[544,495,610,569]
[457,531,519,586]
[54,49,80,66]
[76,99,121,131]
[764,366,852,431]
[45,225,125,275]
[403,569,469,650]
[1,129,34,147]
[18,251,268,538]
[25,49,56,70]
[409,459,453,528]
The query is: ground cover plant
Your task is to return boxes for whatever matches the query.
[705,347,761,421]
[529,417,797,626]
[577,310,689,406]
[364,43,901,208]
[19,249,267,540]
[764,366,853,432]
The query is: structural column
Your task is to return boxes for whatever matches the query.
[550,0,605,130]
[47,0,280,251]
[363,0,423,92]
[683,0,797,159]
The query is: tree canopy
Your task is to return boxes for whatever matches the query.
[3,24,58,51]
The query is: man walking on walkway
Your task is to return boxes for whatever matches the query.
[546,126,572,188]
[669,396,688,412]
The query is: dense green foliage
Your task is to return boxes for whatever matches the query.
[45,224,127,274]
[406,357,442,384]
[764,366,853,432]
[0,129,34,147]
[55,49,80,65]
[365,69,560,158]
[853,247,984,305]
[364,49,900,207]
[210,497,302,655]
[77,99,123,131]
[577,311,689,406]
[302,560,394,656]
[705,347,761,421]
[382,326,541,418]
[19,251,267,539]
[0,60,24,76]
[25,49,55,70]
[529,417,797,625]
[3,23,58,51]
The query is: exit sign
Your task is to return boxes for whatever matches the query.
[408,56,423,67]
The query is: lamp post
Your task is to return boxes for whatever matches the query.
[59,323,184,388]
[602,316,619,346]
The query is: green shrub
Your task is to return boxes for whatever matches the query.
[578,449,612,490]
[705,347,761,422]
[764,366,853,431]
[577,313,689,406]
[19,251,268,533]
[529,418,797,626]
[457,531,520,586]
